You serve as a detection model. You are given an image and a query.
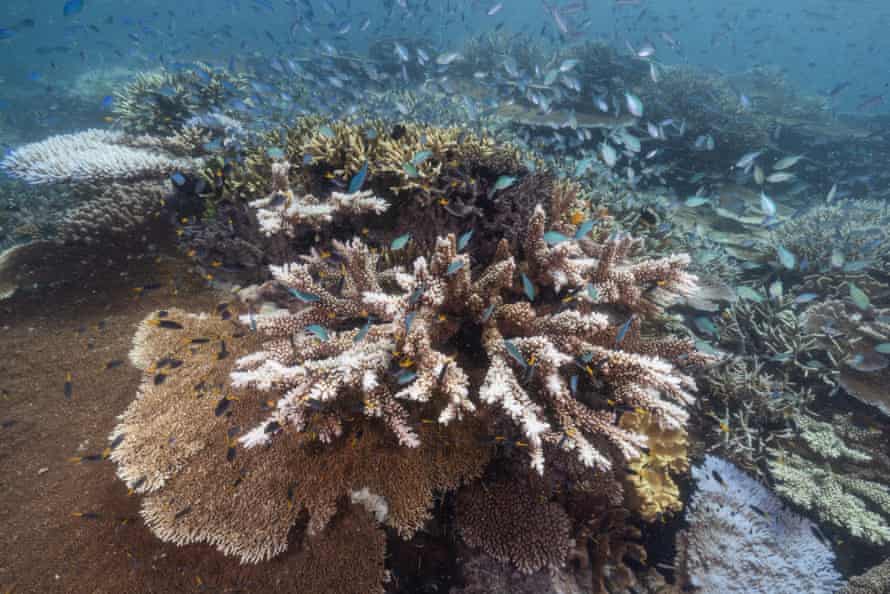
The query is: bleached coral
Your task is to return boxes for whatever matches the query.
[234,187,706,477]
[677,455,843,594]
[0,129,203,184]
[248,161,389,237]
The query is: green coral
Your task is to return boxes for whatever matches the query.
[795,414,872,463]
[767,450,890,544]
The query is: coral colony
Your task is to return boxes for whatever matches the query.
[8,25,890,590]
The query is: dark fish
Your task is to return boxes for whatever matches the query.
[174,506,192,520]
[153,373,167,385]
[217,340,229,360]
[105,359,124,370]
[215,397,232,417]
[64,372,73,399]
[153,320,183,330]
[71,512,100,520]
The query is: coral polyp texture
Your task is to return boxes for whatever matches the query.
[455,478,573,574]
[676,455,843,594]
[110,309,488,565]
[0,129,202,185]
[233,184,707,477]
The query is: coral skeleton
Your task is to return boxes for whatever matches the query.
[1,129,203,184]
[234,190,706,476]
[677,455,844,594]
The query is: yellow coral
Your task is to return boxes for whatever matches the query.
[619,410,689,522]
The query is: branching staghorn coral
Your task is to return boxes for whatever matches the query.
[676,455,844,594]
[767,199,890,301]
[111,309,489,564]
[767,450,890,545]
[114,64,247,136]
[249,160,389,237]
[0,129,202,185]
[233,188,707,477]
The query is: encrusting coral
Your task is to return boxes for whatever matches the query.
[110,308,489,565]
[676,455,844,594]
[618,409,688,522]
[232,185,708,477]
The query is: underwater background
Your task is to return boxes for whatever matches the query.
[1,1,890,593]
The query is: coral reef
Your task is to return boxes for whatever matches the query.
[767,450,890,545]
[767,199,890,301]
[676,455,844,594]
[0,129,202,185]
[232,191,706,476]
[840,558,890,594]
[53,180,170,244]
[618,410,687,522]
[113,64,247,136]
[249,160,389,237]
[455,478,573,574]
[110,309,488,562]
[802,298,890,416]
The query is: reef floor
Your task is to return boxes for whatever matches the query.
[0,248,355,593]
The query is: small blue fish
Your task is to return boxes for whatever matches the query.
[267,147,285,160]
[403,161,419,178]
[793,293,819,305]
[586,283,599,301]
[288,288,320,303]
[302,154,313,166]
[170,172,187,187]
[446,260,465,276]
[318,125,335,138]
[405,312,416,333]
[408,286,424,306]
[543,231,569,246]
[574,220,594,240]
[354,319,371,343]
[521,273,535,302]
[101,95,114,110]
[481,303,495,322]
[0,29,17,40]
[615,315,636,345]
[391,233,411,251]
[492,175,517,192]
[503,339,527,368]
[579,352,594,364]
[396,370,417,384]
[570,375,578,395]
[306,325,329,341]
[457,229,474,251]
[411,150,433,166]
[63,0,84,17]
[347,161,368,194]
